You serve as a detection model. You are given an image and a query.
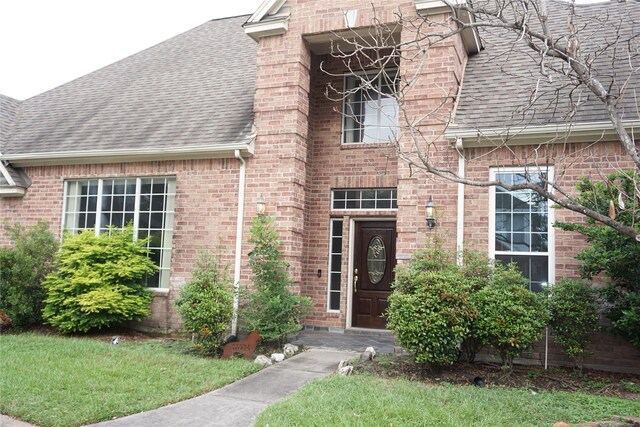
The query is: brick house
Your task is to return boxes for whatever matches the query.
[1,1,638,372]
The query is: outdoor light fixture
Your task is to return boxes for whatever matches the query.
[256,194,266,215]
[425,196,436,229]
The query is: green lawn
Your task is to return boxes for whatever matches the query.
[255,375,640,427]
[0,333,260,427]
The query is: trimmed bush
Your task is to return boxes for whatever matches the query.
[42,227,155,333]
[175,253,234,354]
[555,171,640,347]
[548,279,600,371]
[387,247,478,365]
[0,221,58,328]
[242,215,312,346]
[473,264,549,367]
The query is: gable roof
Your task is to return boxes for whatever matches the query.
[450,1,640,144]
[0,94,20,146]
[1,15,256,166]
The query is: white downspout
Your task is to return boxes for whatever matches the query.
[456,138,465,265]
[232,149,246,335]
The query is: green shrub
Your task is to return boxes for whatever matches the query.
[473,264,549,367]
[387,247,478,365]
[548,279,600,371]
[0,221,58,328]
[42,227,155,333]
[555,171,640,347]
[242,215,312,346]
[175,253,234,353]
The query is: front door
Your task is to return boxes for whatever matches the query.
[352,221,396,329]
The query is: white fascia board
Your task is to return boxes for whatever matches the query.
[446,120,640,147]
[247,0,285,23]
[0,187,26,197]
[414,0,481,54]
[0,162,16,186]
[244,19,288,41]
[3,142,255,167]
[415,0,466,15]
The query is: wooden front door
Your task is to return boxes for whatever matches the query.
[352,221,396,329]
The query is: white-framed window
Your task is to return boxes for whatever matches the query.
[327,219,344,312]
[489,167,554,292]
[342,69,399,144]
[63,177,176,288]
[332,188,397,210]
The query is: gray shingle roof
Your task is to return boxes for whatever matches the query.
[1,15,256,159]
[454,1,640,131]
[0,94,20,148]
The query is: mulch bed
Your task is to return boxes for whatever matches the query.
[355,355,640,399]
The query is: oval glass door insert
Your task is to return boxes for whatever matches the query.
[367,236,386,285]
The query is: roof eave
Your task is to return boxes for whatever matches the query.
[244,18,289,42]
[2,141,255,167]
[246,0,287,24]
[0,187,27,198]
[446,120,640,147]
[414,0,482,54]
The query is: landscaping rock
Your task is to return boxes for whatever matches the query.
[338,365,353,376]
[283,343,299,357]
[360,346,376,361]
[271,353,285,363]
[254,355,272,367]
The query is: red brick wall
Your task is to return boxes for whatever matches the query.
[249,0,468,328]
[0,159,244,333]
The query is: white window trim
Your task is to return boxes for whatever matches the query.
[326,218,343,313]
[330,188,398,211]
[488,166,555,287]
[340,68,399,145]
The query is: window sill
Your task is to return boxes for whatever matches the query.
[340,142,395,149]
[149,287,170,296]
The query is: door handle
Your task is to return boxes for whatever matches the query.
[354,268,358,293]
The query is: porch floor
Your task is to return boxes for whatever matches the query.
[290,329,398,354]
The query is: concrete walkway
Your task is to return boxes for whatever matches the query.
[86,348,355,427]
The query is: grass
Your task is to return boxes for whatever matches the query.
[0,333,260,427]
[255,375,640,427]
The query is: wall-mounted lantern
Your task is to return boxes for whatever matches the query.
[426,196,436,229]
[256,193,266,215]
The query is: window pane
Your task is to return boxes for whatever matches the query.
[330,273,341,290]
[331,255,342,268]
[512,213,529,232]
[495,233,511,251]
[532,213,548,232]
[512,193,530,212]
[362,199,375,209]
[86,213,96,229]
[151,195,165,211]
[531,233,548,252]
[496,193,511,212]
[346,199,360,209]
[332,220,343,236]
[512,233,530,251]
[495,213,511,232]
[329,292,340,311]
[140,194,151,211]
